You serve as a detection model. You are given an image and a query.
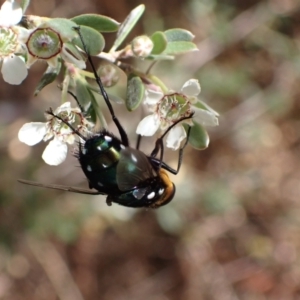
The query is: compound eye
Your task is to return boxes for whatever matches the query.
[161,183,176,206]
[150,183,176,208]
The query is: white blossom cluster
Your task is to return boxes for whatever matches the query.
[0,0,219,165]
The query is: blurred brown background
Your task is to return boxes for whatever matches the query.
[1,0,300,299]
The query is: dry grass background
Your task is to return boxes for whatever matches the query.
[1,0,300,299]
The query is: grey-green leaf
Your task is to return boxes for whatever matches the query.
[151,31,168,55]
[164,28,195,42]
[126,75,145,111]
[71,14,119,32]
[184,121,210,150]
[42,18,78,39]
[72,25,105,55]
[75,78,92,112]
[86,89,98,124]
[164,41,198,55]
[34,62,61,96]
[111,4,145,52]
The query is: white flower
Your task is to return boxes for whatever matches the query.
[136,79,219,150]
[0,0,28,85]
[18,102,94,166]
[0,0,22,27]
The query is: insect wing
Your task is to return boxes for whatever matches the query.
[116,147,156,191]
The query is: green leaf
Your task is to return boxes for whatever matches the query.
[75,78,92,112]
[86,89,98,123]
[71,14,120,32]
[164,41,198,55]
[72,25,105,55]
[20,0,30,14]
[150,31,168,55]
[34,62,61,95]
[126,75,145,111]
[86,87,108,127]
[164,28,195,42]
[42,18,78,39]
[184,121,209,150]
[111,4,145,52]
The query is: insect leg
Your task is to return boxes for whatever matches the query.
[74,27,129,147]
[18,179,105,195]
[67,90,85,114]
[136,134,142,150]
[149,125,192,175]
[46,108,87,141]
[150,113,194,158]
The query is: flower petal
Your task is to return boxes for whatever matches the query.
[193,107,219,126]
[181,79,201,97]
[0,0,22,26]
[2,55,28,85]
[45,57,59,69]
[136,114,160,136]
[18,122,47,146]
[42,139,68,166]
[56,101,71,113]
[144,89,163,105]
[15,26,30,43]
[166,125,186,150]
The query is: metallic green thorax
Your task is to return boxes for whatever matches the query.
[78,132,123,193]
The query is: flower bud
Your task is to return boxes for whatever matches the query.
[131,35,153,58]
[98,64,119,87]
